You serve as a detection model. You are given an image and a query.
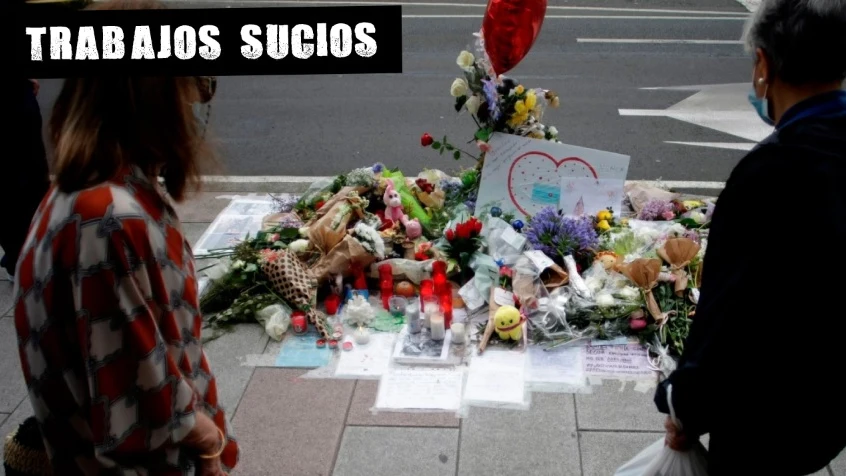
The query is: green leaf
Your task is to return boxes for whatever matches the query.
[475,128,492,142]
[453,150,461,160]
[432,141,442,149]
[279,228,300,240]
[445,143,454,151]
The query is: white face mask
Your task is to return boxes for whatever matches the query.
[192,102,211,138]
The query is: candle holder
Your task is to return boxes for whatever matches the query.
[439,293,453,329]
[388,296,408,319]
[378,263,394,310]
[421,295,439,329]
[419,279,435,312]
[432,260,449,296]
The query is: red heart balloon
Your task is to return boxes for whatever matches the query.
[482,0,548,76]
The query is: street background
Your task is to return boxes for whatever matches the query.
[7,1,843,475]
[32,0,765,191]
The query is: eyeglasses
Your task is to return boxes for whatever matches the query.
[195,76,217,104]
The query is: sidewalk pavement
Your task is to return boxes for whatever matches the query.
[1,189,842,476]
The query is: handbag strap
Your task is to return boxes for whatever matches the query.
[666,383,682,430]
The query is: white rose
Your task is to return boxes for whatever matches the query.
[289,239,309,254]
[465,95,481,115]
[585,276,604,293]
[689,211,706,224]
[595,292,615,308]
[548,126,558,137]
[450,78,469,97]
[668,223,687,236]
[618,286,640,301]
[456,50,475,69]
[231,260,244,270]
[299,227,310,238]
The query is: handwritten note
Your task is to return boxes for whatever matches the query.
[335,333,396,378]
[560,177,626,217]
[374,367,464,412]
[583,344,655,378]
[527,346,586,388]
[463,350,528,408]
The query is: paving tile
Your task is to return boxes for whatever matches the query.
[333,427,459,476]
[173,191,245,223]
[0,319,27,414]
[579,431,664,476]
[0,399,35,474]
[231,368,355,476]
[346,381,460,428]
[182,222,211,248]
[202,323,268,414]
[830,449,845,475]
[458,393,580,476]
[576,380,666,431]
[1,280,13,317]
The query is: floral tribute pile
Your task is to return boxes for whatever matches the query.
[197,37,715,369]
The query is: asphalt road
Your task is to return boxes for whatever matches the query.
[33,0,757,184]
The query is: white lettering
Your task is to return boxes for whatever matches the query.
[131,26,155,59]
[75,26,99,60]
[240,24,262,59]
[354,22,377,57]
[49,27,72,60]
[330,23,352,58]
[26,27,46,61]
[174,25,196,59]
[198,25,220,60]
[265,24,288,60]
[291,24,314,59]
[102,26,125,59]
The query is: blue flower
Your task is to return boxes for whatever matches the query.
[482,79,501,121]
[525,207,598,260]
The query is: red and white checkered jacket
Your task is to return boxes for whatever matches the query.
[13,166,239,475]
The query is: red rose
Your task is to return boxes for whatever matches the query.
[445,229,456,241]
[315,200,325,210]
[421,133,434,147]
[472,219,483,234]
[456,222,471,239]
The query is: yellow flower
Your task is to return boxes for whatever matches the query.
[514,85,525,95]
[508,92,538,128]
[683,200,704,209]
[597,209,613,221]
[529,131,544,139]
[597,220,611,231]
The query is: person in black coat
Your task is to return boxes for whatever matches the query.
[654,0,846,474]
[0,78,50,278]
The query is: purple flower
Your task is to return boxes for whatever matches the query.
[482,78,501,121]
[273,194,300,213]
[639,200,675,221]
[439,179,463,202]
[372,163,384,173]
[525,207,599,259]
[705,201,715,221]
[464,188,478,213]
[683,230,701,243]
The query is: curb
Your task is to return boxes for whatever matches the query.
[196,177,725,196]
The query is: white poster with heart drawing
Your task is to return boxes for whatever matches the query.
[475,133,630,218]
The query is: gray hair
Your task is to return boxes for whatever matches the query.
[742,0,846,85]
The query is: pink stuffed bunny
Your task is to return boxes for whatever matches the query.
[383,179,422,239]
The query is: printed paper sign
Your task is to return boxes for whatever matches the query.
[583,344,656,379]
[194,198,276,255]
[475,133,630,218]
[560,177,626,217]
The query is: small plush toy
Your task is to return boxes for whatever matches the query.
[383,179,422,239]
[479,304,528,354]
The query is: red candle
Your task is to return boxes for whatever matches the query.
[325,294,341,315]
[440,293,453,329]
[378,264,393,310]
[291,311,308,334]
[420,279,434,311]
[432,260,448,295]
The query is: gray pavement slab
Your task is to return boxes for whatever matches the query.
[575,380,666,432]
[202,323,269,414]
[579,430,664,476]
[231,368,355,476]
[333,426,459,476]
[458,393,581,476]
[830,451,845,475]
[346,380,460,429]
[1,281,12,318]
[182,222,212,247]
[174,191,259,223]
[0,319,27,414]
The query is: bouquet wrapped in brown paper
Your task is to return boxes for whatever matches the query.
[260,249,330,340]
[310,234,378,285]
[622,258,664,323]
[306,189,368,254]
[657,238,700,296]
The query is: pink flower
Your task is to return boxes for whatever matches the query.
[477,141,492,153]
[661,210,676,221]
[270,233,281,242]
[630,319,647,331]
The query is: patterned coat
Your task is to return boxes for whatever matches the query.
[13,167,239,475]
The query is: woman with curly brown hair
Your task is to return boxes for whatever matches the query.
[12,0,238,474]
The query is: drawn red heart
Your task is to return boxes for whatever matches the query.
[507,151,598,216]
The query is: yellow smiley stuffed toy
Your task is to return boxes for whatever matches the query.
[493,305,525,341]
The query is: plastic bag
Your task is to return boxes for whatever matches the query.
[255,303,292,341]
[614,384,708,476]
